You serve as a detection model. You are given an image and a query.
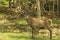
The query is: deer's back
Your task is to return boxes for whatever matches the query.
[27,17,52,29]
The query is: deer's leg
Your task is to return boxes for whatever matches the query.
[49,28,52,39]
[32,28,38,40]
[46,26,52,39]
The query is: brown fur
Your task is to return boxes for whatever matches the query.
[26,16,52,40]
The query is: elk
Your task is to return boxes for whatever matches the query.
[26,15,52,40]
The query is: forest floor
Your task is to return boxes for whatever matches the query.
[0,32,60,40]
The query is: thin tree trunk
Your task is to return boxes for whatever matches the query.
[57,0,60,12]
[53,0,54,12]
[9,0,11,8]
[36,0,41,18]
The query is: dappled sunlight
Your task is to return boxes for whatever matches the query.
[0,32,59,40]
[0,33,32,40]
[0,0,60,40]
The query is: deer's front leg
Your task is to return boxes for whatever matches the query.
[32,28,38,40]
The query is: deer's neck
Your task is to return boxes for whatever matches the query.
[26,16,33,25]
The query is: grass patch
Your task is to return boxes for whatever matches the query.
[0,33,32,40]
[0,33,60,40]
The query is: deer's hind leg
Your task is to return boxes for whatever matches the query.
[46,26,52,39]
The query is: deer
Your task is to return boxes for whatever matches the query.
[25,14,52,40]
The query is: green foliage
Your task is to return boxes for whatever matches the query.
[14,18,27,25]
[52,20,60,24]
[0,0,8,7]
[17,19,27,25]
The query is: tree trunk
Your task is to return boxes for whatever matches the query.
[9,0,11,8]
[58,0,60,12]
[36,0,41,18]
